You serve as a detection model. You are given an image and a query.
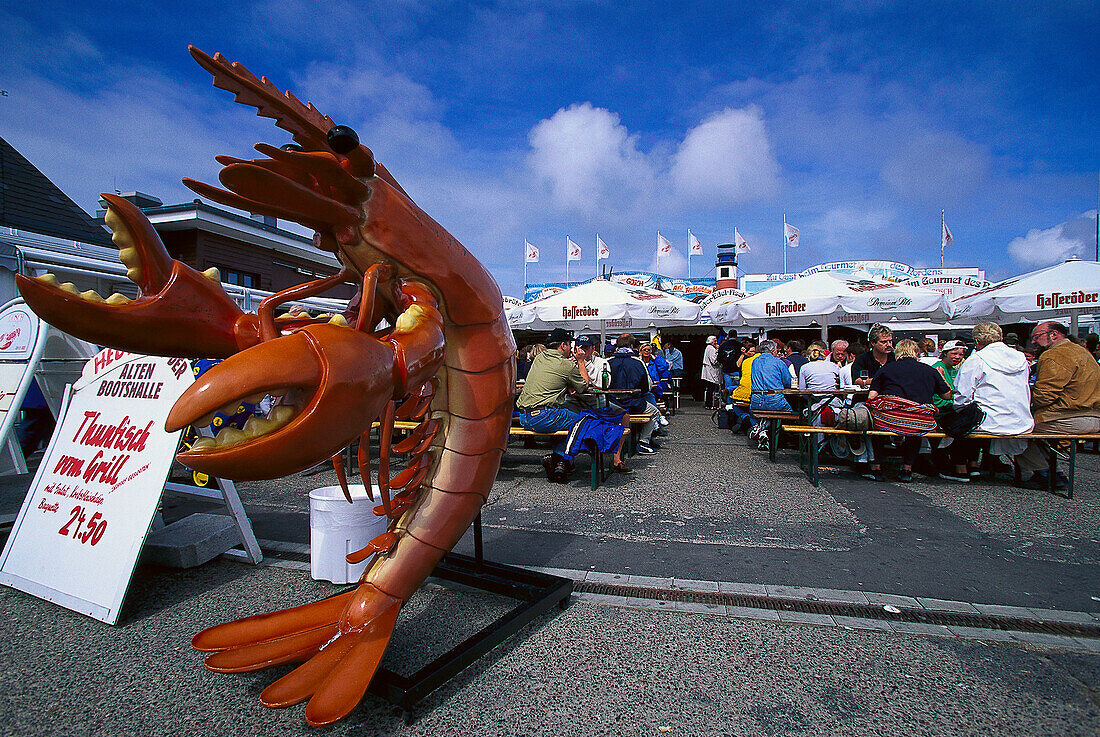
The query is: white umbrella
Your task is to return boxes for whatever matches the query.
[710,272,953,338]
[508,279,702,344]
[950,259,1100,334]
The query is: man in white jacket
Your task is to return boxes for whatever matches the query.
[944,322,1033,482]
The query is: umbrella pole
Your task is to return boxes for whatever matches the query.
[821,314,829,343]
[1072,309,1079,338]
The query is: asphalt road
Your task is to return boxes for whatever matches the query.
[0,402,1097,735]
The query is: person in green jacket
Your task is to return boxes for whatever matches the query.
[932,340,967,408]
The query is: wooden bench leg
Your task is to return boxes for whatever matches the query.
[809,432,820,488]
[1068,442,1076,500]
[768,420,779,463]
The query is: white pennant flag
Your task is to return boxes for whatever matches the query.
[734,228,751,253]
[657,232,673,256]
[941,217,953,250]
[784,222,800,248]
[566,236,582,261]
[524,239,539,263]
[688,230,703,255]
[597,235,610,260]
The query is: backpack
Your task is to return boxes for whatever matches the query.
[936,401,986,437]
[834,402,873,432]
[717,341,740,373]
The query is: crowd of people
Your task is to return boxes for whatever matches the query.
[703,322,1100,489]
[514,330,677,483]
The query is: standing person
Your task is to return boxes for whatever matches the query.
[1015,321,1100,489]
[943,323,1033,482]
[700,335,722,409]
[828,339,850,366]
[716,334,742,404]
[865,339,952,482]
[515,328,630,481]
[609,334,661,453]
[661,340,685,380]
[852,324,895,387]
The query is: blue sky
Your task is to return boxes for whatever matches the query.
[1,1,1097,298]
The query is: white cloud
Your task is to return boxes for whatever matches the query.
[526,103,654,218]
[670,106,780,206]
[1007,211,1098,268]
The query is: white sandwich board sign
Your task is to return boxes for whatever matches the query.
[0,350,194,623]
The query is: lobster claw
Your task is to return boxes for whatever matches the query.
[15,194,258,358]
[166,323,402,480]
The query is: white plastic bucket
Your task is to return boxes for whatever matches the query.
[309,484,388,584]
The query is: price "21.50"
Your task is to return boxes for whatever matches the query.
[58,505,107,546]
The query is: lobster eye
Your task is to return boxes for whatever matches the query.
[327,126,360,155]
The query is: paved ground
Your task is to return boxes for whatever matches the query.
[0,402,1098,735]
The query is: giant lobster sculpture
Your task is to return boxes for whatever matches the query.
[16,47,514,726]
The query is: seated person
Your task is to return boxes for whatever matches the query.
[943,322,1033,482]
[640,342,671,399]
[515,328,630,480]
[748,340,793,413]
[728,340,759,430]
[798,343,841,425]
[866,338,952,482]
[1016,321,1100,489]
[608,334,661,454]
[932,340,966,409]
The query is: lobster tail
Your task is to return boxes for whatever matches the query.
[193,584,402,725]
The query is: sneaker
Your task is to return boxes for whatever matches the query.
[636,441,658,455]
[897,470,913,483]
[968,470,982,480]
[653,428,669,437]
[646,437,663,450]
[611,462,633,474]
[658,416,669,427]
[939,471,970,483]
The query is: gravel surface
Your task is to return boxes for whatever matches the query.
[0,561,1097,737]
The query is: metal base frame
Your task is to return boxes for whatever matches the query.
[368,519,572,714]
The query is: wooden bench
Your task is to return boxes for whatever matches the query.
[781,424,1100,497]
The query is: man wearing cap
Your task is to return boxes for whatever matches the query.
[1015,321,1100,489]
[515,328,631,481]
[577,335,611,390]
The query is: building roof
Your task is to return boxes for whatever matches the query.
[0,136,114,248]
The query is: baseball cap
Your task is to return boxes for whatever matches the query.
[941,339,966,352]
[546,328,573,345]
[575,335,597,348]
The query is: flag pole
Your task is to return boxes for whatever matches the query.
[686,229,691,279]
[941,210,945,269]
[565,236,570,285]
[656,231,661,274]
[783,215,787,273]
[524,240,527,291]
